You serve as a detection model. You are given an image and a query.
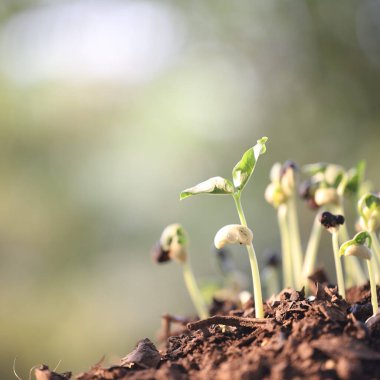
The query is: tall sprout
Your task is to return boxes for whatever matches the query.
[301,162,366,287]
[340,231,378,316]
[357,193,380,283]
[265,161,303,289]
[180,137,268,318]
[319,212,346,298]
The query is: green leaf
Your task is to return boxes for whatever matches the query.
[232,137,268,192]
[353,231,371,247]
[364,193,380,209]
[180,177,234,200]
[338,232,372,257]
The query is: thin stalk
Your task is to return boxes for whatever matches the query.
[278,204,294,288]
[302,212,323,284]
[367,258,378,315]
[233,195,264,318]
[234,194,248,226]
[182,260,209,319]
[333,204,367,285]
[287,193,303,289]
[368,231,380,284]
[332,231,346,298]
[246,242,264,318]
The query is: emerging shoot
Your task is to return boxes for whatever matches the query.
[180,137,268,318]
[319,211,346,298]
[265,161,303,289]
[340,231,378,316]
[357,193,380,283]
[153,224,209,319]
[301,162,366,287]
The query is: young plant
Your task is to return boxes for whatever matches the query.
[340,231,378,316]
[301,162,366,286]
[180,137,268,318]
[319,211,346,298]
[265,161,303,289]
[153,223,209,319]
[357,193,380,282]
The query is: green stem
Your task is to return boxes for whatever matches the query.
[287,193,303,289]
[234,193,248,226]
[182,260,209,319]
[278,204,294,288]
[367,258,378,315]
[302,212,323,285]
[332,231,346,298]
[333,204,367,285]
[368,231,380,284]
[233,194,264,318]
[246,242,264,318]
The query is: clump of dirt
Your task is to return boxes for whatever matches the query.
[35,283,380,380]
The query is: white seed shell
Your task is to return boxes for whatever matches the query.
[214,224,253,249]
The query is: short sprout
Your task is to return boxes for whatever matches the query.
[154,224,209,319]
[358,193,380,232]
[214,224,253,250]
[339,231,378,315]
[159,223,188,264]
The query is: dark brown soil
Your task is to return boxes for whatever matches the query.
[35,283,380,380]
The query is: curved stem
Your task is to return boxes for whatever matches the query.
[332,231,346,298]
[182,260,209,319]
[333,203,367,285]
[302,212,323,284]
[367,258,378,315]
[287,193,303,289]
[233,194,264,318]
[278,204,294,288]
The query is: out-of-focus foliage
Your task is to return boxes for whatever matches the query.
[0,0,379,378]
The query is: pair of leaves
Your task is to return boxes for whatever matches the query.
[180,137,268,200]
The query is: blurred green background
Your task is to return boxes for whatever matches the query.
[0,0,380,378]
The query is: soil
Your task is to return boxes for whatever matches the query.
[35,282,380,380]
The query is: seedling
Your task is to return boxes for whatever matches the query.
[153,223,209,319]
[340,231,378,316]
[265,161,303,289]
[319,211,346,298]
[180,137,268,318]
[301,162,366,286]
[357,193,380,282]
